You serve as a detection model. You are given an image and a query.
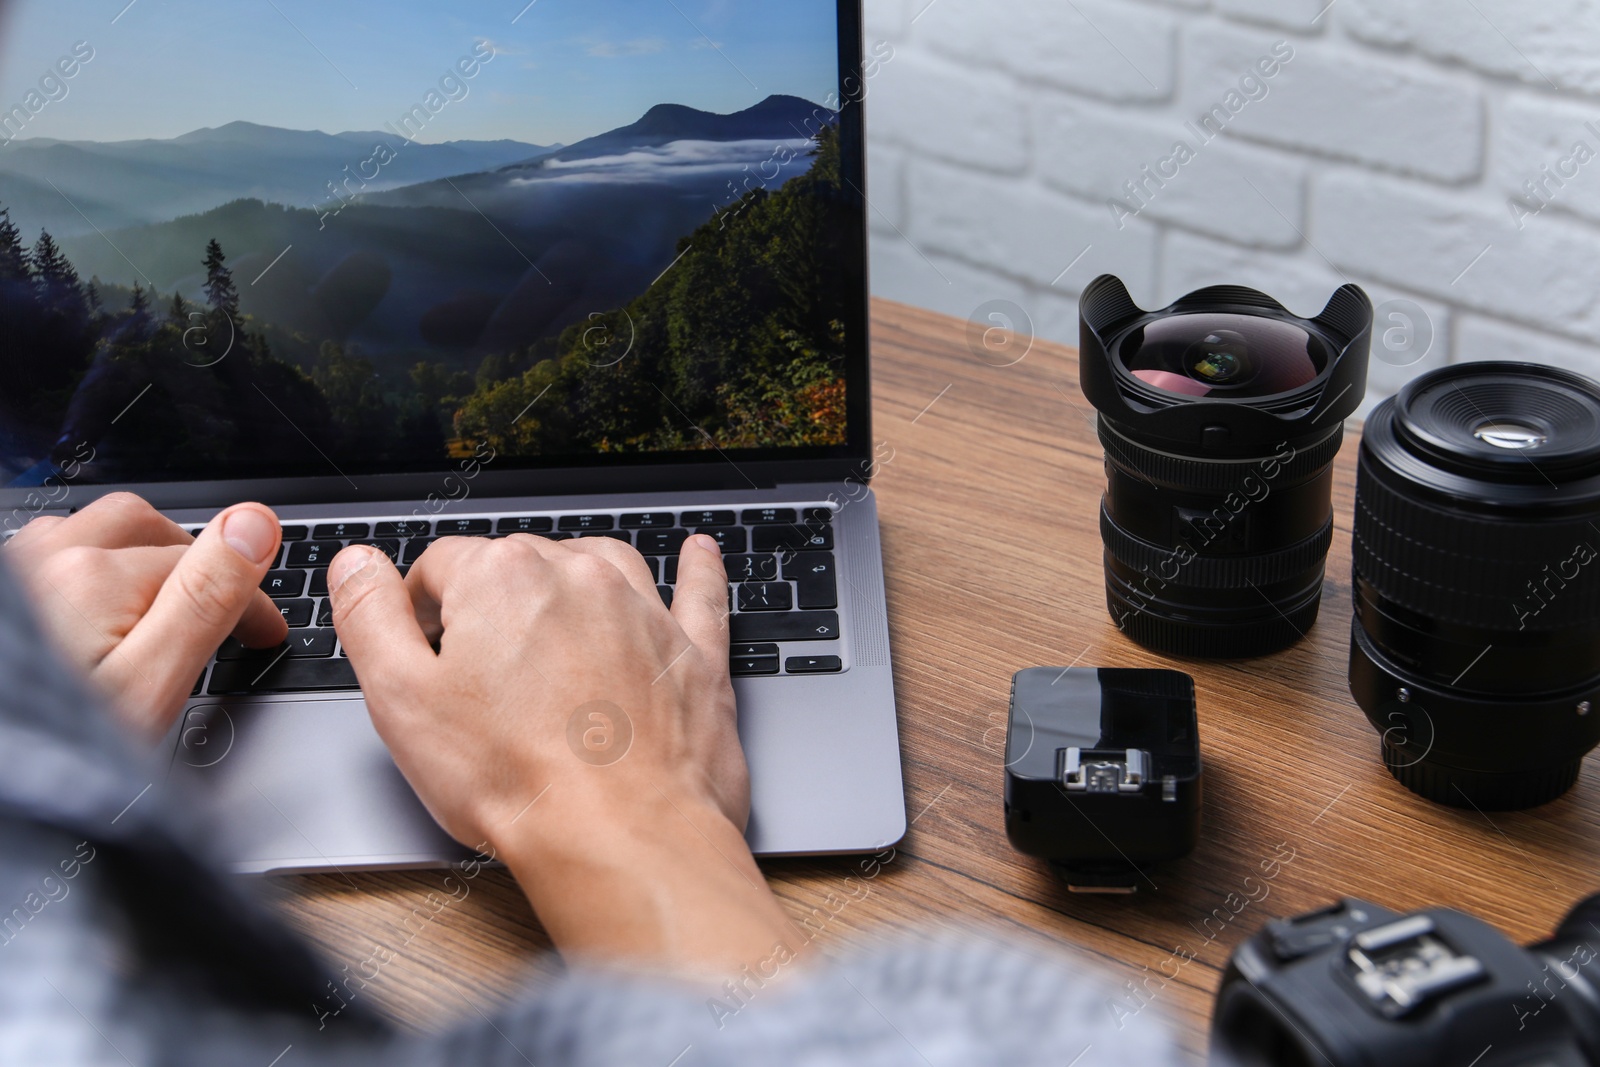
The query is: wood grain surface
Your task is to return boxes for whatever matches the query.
[265,300,1600,1062]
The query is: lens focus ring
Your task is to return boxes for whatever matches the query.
[1099,420,1346,491]
[1354,458,1600,629]
[1101,507,1334,589]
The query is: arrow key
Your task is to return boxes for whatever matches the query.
[786,655,842,675]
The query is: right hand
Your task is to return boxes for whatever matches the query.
[327,533,798,973]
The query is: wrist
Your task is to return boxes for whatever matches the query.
[493,779,803,976]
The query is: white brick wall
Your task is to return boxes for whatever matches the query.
[864,0,1600,410]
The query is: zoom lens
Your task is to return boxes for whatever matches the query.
[1350,362,1600,809]
[1079,276,1372,658]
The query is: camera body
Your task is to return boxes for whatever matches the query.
[1003,667,1201,892]
[1213,896,1600,1067]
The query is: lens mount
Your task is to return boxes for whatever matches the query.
[1351,619,1600,809]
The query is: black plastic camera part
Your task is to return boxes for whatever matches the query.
[1079,275,1373,455]
[1212,895,1600,1067]
[1350,362,1600,810]
[1003,667,1201,893]
[1078,275,1372,658]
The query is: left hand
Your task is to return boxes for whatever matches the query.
[5,492,288,739]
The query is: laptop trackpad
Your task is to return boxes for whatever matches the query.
[170,699,468,874]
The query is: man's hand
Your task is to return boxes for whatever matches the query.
[6,493,287,739]
[328,533,800,975]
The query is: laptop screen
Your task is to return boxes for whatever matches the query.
[0,1,867,491]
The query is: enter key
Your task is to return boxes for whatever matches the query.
[784,551,838,610]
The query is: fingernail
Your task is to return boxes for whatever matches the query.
[691,534,721,558]
[221,508,277,565]
[327,546,378,598]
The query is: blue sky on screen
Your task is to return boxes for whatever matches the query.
[0,0,838,146]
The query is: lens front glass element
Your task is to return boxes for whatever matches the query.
[1472,420,1548,450]
[1398,367,1600,478]
[1118,312,1331,400]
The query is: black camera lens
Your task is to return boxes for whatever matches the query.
[1350,362,1600,810]
[1079,277,1372,658]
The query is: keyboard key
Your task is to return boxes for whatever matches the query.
[317,600,333,627]
[732,655,780,676]
[403,538,439,564]
[543,532,575,541]
[802,507,834,524]
[641,557,659,582]
[657,585,673,608]
[349,539,400,561]
[637,529,689,555]
[621,512,675,529]
[721,554,777,582]
[558,514,613,531]
[582,531,633,543]
[752,524,832,553]
[786,655,843,675]
[308,569,329,597]
[261,570,305,597]
[498,516,553,534]
[208,657,359,694]
[699,527,747,553]
[216,638,270,661]
[222,628,338,661]
[732,643,780,658]
[737,582,793,612]
[663,556,748,585]
[280,525,309,542]
[376,520,431,538]
[286,628,338,658]
[785,552,838,610]
[275,598,315,627]
[742,508,797,525]
[313,522,368,540]
[731,611,839,643]
[287,540,341,568]
[682,509,736,527]
[191,672,205,696]
[436,518,492,536]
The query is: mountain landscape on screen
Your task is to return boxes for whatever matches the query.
[0,90,850,483]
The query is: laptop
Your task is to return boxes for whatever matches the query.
[0,0,905,872]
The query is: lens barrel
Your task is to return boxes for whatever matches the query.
[1350,362,1600,809]
[1080,276,1372,658]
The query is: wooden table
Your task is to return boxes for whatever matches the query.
[267,300,1600,1061]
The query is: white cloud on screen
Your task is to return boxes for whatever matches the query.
[514,137,817,185]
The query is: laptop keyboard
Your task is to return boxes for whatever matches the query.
[192,505,841,698]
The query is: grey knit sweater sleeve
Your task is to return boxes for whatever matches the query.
[409,941,1183,1067]
[0,557,1183,1067]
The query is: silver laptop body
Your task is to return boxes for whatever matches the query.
[162,483,904,873]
